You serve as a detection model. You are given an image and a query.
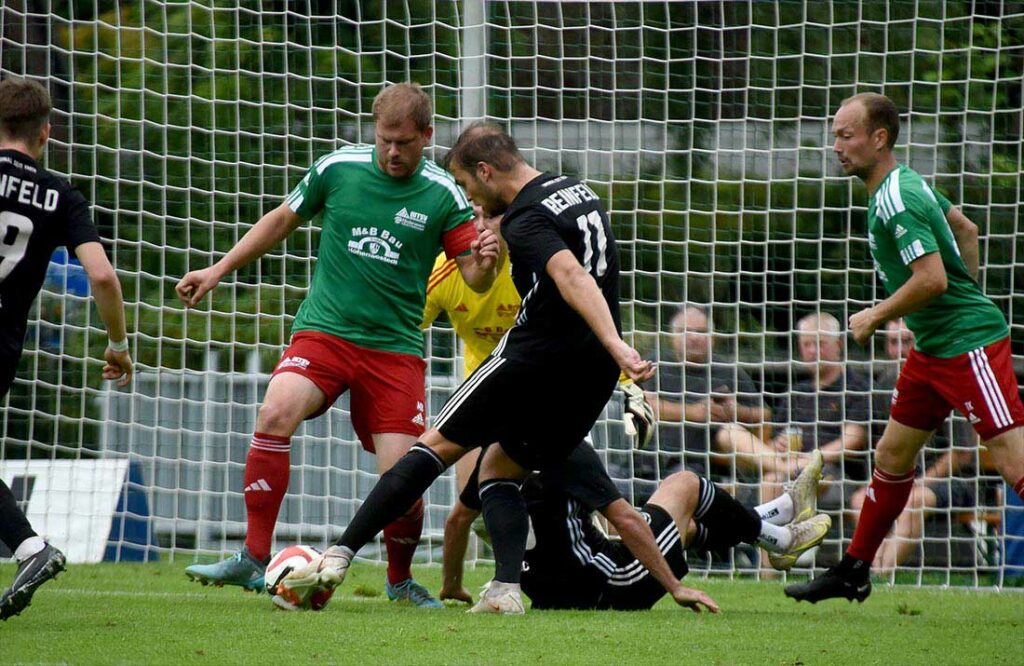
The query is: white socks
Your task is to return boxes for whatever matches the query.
[757,522,793,553]
[14,536,46,562]
[754,494,797,552]
[755,493,794,526]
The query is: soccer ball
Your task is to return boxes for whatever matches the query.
[264,545,334,611]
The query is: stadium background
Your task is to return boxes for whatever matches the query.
[0,1,1020,586]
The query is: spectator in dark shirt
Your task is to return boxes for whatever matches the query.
[770,312,871,511]
[644,305,790,494]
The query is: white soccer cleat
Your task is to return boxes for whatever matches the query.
[785,449,823,524]
[467,580,525,615]
[769,513,831,571]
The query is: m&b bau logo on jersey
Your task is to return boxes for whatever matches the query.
[348,226,403,265]
[393,207,428,231]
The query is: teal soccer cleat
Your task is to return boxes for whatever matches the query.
[386,577,444,608]
[185,547,266,592]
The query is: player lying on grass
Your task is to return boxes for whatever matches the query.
[442,443,828,610]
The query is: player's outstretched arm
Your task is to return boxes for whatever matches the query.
[175,203,304,307]
[546,250,654,382]
[945,206,979,280]
[601,498,720,614]
[849,252,947,346]
[75,241,132,386]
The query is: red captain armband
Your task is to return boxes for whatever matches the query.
[442,220,478,259]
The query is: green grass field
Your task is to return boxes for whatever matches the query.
[1,560,1021,665]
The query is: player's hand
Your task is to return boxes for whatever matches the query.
[103,348,133,387]
[175,266,221,307]
[848,307,881,347]
[470,227,501,271]
[439,585,473,605]
[611,340,655,383]
[621,381,655,449]
[670,584,720,614]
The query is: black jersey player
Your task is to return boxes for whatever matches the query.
[0,77,132,621]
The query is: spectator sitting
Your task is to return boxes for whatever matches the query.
[643,305,790,502]
[769,312,871,512]
[851,319,975,573]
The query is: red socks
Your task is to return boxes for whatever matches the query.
[1014,476,1024,501]
[243,433,291,562]
[847,467,916,563]
[384,497,424,584]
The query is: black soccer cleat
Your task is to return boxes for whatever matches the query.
[784,565,871,604]
[0,544,67,620]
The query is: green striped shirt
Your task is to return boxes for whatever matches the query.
[285,145,474,355]
[866,164,1007,357]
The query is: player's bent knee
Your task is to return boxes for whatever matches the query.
[447,501,479,529]
[256,400,303,435]
[661,470,699,493]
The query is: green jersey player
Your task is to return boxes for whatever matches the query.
[176,83,499,608]
[786,92,1024,605]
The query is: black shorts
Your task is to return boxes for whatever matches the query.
[595,503,689,611]
[434,355,618,470]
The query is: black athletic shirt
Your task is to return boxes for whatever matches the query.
[495,173,621,366]
[0,149,100,355]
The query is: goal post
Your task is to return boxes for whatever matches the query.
[0,1,1020,585]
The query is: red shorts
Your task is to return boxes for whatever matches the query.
[272,331,426,452]
[890,336,1024,441]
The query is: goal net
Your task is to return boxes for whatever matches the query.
[1,1,1020,586]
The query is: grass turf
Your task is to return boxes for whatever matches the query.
[1,560,1021,665]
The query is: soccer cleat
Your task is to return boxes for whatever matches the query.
[0,544,66,621]
[768,513,831,571]
[280,544,350,606]
[386,577,444,608]
[467,580,525,615]
[185,547,266,592]
[785,449,824,523]
[784,565,872,604]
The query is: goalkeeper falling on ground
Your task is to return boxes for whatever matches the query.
[441,441,828,611]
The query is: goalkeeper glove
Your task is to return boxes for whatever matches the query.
[621,380,655,449]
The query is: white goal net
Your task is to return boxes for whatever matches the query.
[1,1,1020,587]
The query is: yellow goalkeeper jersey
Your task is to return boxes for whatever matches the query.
[421,253,521,378]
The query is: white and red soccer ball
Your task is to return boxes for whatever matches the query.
[265,545,334,611]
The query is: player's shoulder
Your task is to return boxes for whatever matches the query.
[505,173,576,225]
[416,160,471,209]
[310,144,374,175]
[875,164,939,223]
[0,150,71,192]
